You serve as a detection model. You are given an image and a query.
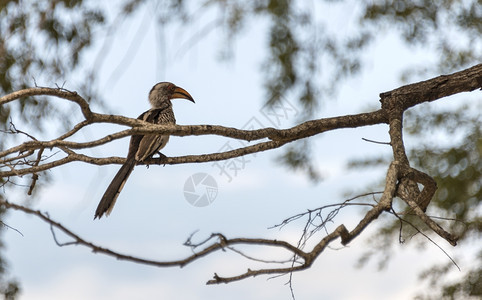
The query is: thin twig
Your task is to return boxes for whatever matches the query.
[362,137,391,145]
[0,220,24,236]
[390,209,460,271]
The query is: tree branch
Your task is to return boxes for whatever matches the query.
[0,63,480,284]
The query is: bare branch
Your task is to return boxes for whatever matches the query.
[3,199,303,269]
[27,148,43,195]
[379,63,482,110]
[0,87,93,119]
[1,63,479,285]
[361,137,391,145]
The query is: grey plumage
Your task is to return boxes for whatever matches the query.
[94,82,194,219]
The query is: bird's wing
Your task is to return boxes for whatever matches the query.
[134,107,173,161]
[136,134,169,161]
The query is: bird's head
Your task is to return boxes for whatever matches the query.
[148,82,195,108]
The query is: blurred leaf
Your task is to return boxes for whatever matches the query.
[1,1,481,298]
[277,140,321,182]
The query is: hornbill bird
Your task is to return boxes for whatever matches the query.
[94,82,194,219]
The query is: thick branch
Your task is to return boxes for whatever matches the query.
[0,87,93,119]
[336,161,400,246]
[380,63,482,110]
[0,111,387,158]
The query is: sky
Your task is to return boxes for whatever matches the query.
[2,2,474,300]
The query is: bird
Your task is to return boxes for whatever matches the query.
[94,82,194,219]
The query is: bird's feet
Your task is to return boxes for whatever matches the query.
[157,152,168,166]
[156,152,167,159]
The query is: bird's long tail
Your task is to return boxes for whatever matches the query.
[95,158,136,219]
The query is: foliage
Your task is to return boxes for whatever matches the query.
[415,251,482,299]
[0,202,19,298]
[363,0,482,76]
[0,0,105,135]
[0,0,481,298]
[407,104,481,299]
[349,103,481,298]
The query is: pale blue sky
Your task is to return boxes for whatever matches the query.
[3,2,473,300]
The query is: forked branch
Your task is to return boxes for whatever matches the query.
[1,63,480,283]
